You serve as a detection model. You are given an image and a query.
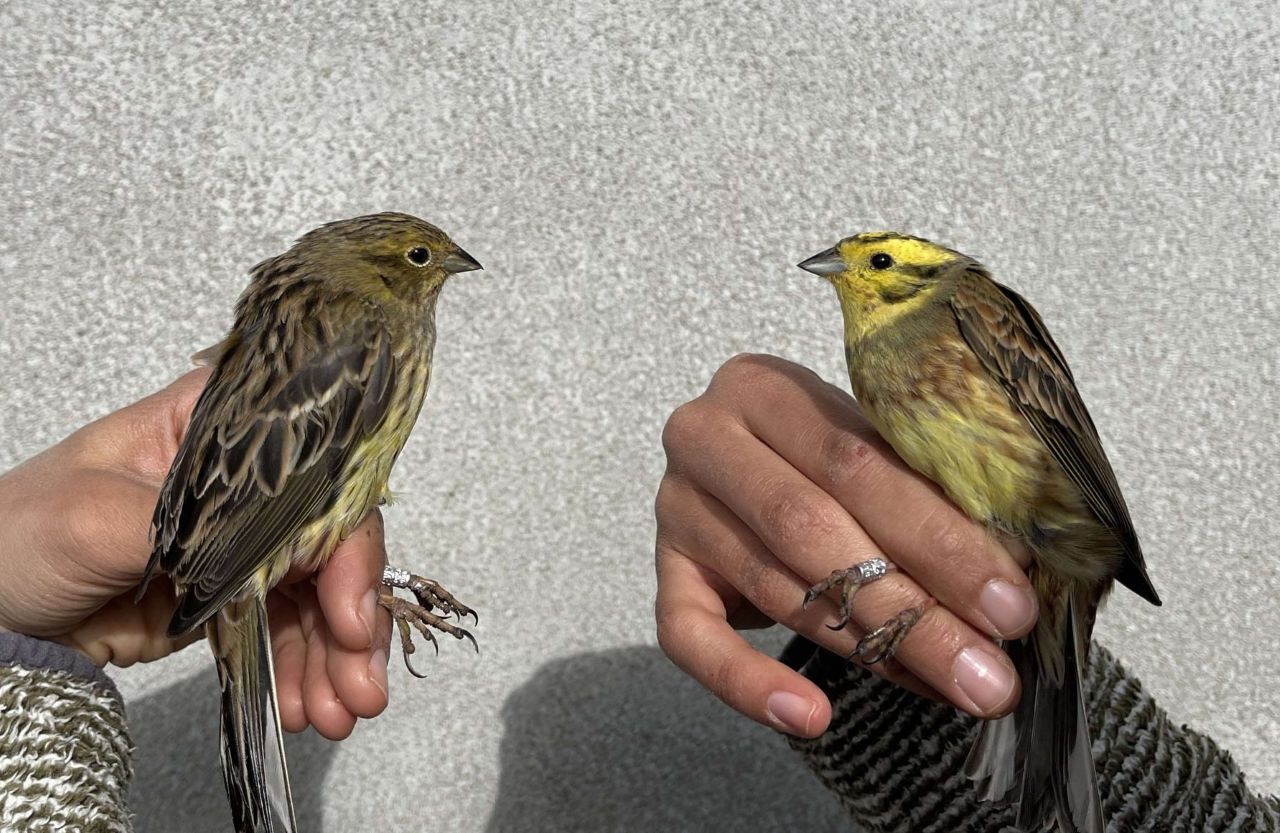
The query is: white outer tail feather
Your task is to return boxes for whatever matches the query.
[210,598,298,833]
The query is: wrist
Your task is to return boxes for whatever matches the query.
[0,631,118,691]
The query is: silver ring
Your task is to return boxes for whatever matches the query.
[382,566,411,587]
[854,557,888,584]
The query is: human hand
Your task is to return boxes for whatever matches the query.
[654,354,1038,737]
[0,370,393,740]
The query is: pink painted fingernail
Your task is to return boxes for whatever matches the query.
[980,580,1037,637]
[954,647,1015,714]
[766,691,817,736]
[369,648,388,697]
[360,587,379,647]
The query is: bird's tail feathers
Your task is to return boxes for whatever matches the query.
[210,599,297,833]
[964,587,1102,833]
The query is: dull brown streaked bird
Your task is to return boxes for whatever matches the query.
[138,212,484,832]
[798,232,1160,833]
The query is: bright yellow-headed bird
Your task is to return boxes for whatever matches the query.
[138,213,483,833]
[799,232,1160,833]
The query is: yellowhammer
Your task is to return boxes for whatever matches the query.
[140,212,483,832]
[799,232,1160,833]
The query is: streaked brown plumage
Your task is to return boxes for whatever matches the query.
[799,232,1160,833]
[140,213,482,832]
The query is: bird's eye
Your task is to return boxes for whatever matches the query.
[406,247,432,267]
[870,252,894,270]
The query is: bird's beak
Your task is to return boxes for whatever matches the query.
[797,246,845,277]
[442,248,483,274]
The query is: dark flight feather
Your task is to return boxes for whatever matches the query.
[142,315,396,636]
[950,273,1161,606]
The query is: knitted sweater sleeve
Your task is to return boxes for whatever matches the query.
[783,638,1280,833]
[0,633,134,833]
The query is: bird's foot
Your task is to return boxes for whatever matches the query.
[802,558,927,665]
[802,558,891,631]
[850,606,924,665]
[383,565,478,625]
[379,567,478,678]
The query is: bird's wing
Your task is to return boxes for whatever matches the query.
[950,272,1160,606]
[145,315,397,634]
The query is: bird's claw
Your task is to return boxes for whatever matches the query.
[803,558,890,628]
[850,606,924,665]
[378,580,478,677]
[804,559,927,665]
[407,576,479,625]
[383,565,479,624]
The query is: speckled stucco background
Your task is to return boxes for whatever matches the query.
[1,1,1277,830]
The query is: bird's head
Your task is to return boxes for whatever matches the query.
[284,212,483,305]
[798,232,974,335]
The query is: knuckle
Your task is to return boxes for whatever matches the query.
[819,427,885,489]
[653,528,682,574]
[661,401,741,470]
[716,352,775,384]
[852,575,930,629]
[759,483,842,549]
[705,648,741,702]
[917,605,961,650]
[743,571,799,624]
[722,552,797,624]
[653,533,678,574]
[653,478,679,524]
[654,603,691,657]
[56,428,95,466]
[661,399,709,456]
[917,609,968,663]
[885,574,931,611]
[711,353,797,395]
[732,552,771,603]
[911,502,977,566]
[931,518,980,568]
[53,472,113,555]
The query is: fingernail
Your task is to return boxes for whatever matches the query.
[953,647,1015,714]
[766,691,817,736]
[359,587,379,647]
[980,580,1037,637]
[369,648,388,697]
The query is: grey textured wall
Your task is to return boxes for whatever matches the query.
[2,1,1277,830]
